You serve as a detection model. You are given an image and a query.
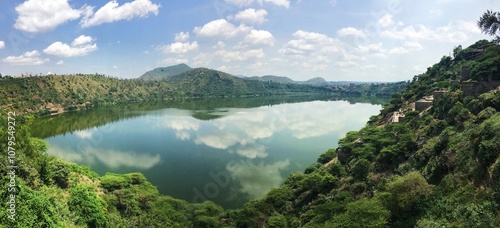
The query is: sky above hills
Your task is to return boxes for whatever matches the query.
[0,0,496,81]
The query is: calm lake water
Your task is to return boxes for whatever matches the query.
[31,96,384,209]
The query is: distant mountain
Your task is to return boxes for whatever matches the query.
[247,75,328,85]
[305,77,327,85]
[139,63,192,80]
[164,68,334,97]
[246,75,295,84]
[165,68,252,96]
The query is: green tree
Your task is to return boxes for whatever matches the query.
[68,185,108,227]
[478,10,500,44]
[330,198,390,228]
[351,158,370,181]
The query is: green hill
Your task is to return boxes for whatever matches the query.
[1,39,498,227]
[246,75,296,84]
[165,68,336,97]
[230,39,500,227]
[139,63,192,80]
[0,74,176,115]
[305,77,327,85]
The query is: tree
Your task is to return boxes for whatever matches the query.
[330,198,390,227]
[478,10,500,44]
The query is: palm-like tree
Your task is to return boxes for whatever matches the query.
[478,10,500,44]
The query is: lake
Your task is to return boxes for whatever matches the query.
[30,96,384,209]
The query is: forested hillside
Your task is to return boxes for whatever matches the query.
[230,39,500,227]
[0,39,498,227]
[0,68,403,116]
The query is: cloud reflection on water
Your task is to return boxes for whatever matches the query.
[226,159,290,199]
[48,144,161,169]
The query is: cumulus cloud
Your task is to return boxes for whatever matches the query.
[380,23,470,43]
[2,50,49,65]
[80,0,160,28]
[157,32,198,55]
[378,14,394,27]
[337,27,367,38]
[14,0,81,33]
[0,41,4,49]
[44,35,98,57]
[226,159,290,199]
[159,41,199,54]
[215,49,265,61]
[193,19,250,38]
[174,32,190,42]
[56,60,64,65]
[224,0,290,8]
[280,30,342,55]
[388,41,423,54]
[233,8,268,24]
[357,42,385,54]
[71,35,93,46]
[241,29,275,47]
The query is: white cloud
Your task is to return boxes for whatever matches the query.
[454,20,481,34]
[174,32,190,42]
[224,0,290,8]
[75,130,93,139]
[160,41,199,54]
[264,0,290,8]
[213,41,226,49]
[226,159,290,199]
[80,0,160,28]
[14,0,81,33]
[337,27,367,38]
[242,29,275,46]
[357,42,385,54]
[44,35,98,57]
[56,60,64,65]
[280,30,342,55]
[193,19,250,38]
[71,35,93,46]
[0,41,4,49]
[234,8,268,24]
[378,14,394,27]
[380,23,470,43]
[388,41,423,54]
[233,144,268,159]
[216,49,265,61]
[224,0,254,7]
[2,50,49,65]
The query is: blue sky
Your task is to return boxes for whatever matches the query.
[0,0,497,81]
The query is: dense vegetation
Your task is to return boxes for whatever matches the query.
[3,10,500,225]
[229,39,500,227]
[0,68,404,116]
[0,39,498,227]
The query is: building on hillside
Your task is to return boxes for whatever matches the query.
[432,88,447,100]
[415,96,434,111]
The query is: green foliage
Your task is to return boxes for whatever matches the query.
[329,198,390,228]
[478,10,500,43]
[386,172,433,211]
[317,149,336,164]
[351,158,370,181]
[266,214,288,228]
[68,185,108,227]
